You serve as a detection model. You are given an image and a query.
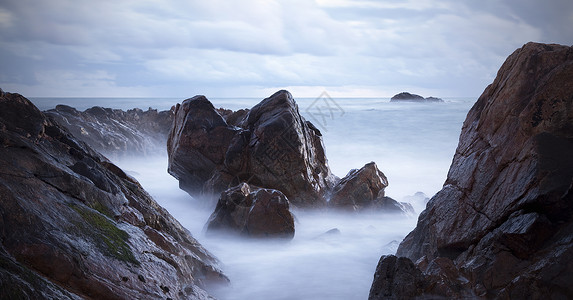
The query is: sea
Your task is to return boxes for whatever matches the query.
[31,96,475,300]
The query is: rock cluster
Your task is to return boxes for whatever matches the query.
[390,92,443,102]
[0,92,227,299]
[45,104,173,158]
[370,42,573,299]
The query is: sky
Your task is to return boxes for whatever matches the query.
[0,0,572,98]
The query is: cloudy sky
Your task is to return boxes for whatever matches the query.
[1,0,572,98]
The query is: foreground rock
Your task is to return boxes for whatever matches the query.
[329,162,413,214]
[205,183,295,239]
[0,92,227,299]
[45,105,173,158]
[370,42,573,299]
[168,90,337,207]
[390,92,443,103]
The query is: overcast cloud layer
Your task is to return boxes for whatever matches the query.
[1,0,572,97]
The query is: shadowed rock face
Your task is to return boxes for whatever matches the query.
[168,90,337,207]
[370,42,573,299]
[0,92,227,299]
[205,183,295,239]
[45,104,173,158]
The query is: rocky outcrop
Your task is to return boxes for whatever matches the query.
[390,92,443,103]
[45,104,173,158]
[0,92,227,299]
[205,183,295,239]
[168,90,337,207]
[370,42,573,299]
[328,162,413,214]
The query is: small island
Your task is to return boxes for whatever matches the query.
[390,92,444,102]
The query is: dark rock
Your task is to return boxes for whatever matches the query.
[329,162,413,214]
[45,104,173,158]
[168,90,337,207]
[0,92,227,299]
[205,183,295,239]
[369,255,426,300]
[370,42,573,298]
[390,92,443,103]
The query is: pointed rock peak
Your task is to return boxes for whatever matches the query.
[181,95,216,110]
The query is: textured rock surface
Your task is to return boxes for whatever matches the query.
[329,162,413,214]
[168,90,337,207]
[205,183,295,239]
[370,42,573,299]
[45,104,173,158]
[390,92,443,103]
[0,92,227,299]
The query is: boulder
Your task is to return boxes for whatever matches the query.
[205,183,295,239]
[329,162,413,214]
[45,104,173,158]
[0,92,227,299]
[390,92,444,103]
[168,90,337,207]
[370,42,573,298]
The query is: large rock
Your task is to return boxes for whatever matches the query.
[205,183,295,239]
[45,104,173,158]
[0,92,227,299]
[168,90,337,207]
[370,42,573,298]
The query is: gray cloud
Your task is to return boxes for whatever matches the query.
[0,0,571,97]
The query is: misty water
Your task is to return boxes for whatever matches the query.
[34,96,474,299]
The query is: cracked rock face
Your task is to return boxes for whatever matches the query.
[0,92,227,299]
[370,43,573,299]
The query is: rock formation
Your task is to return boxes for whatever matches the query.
[390,92,443,103]
[370,42,573,299]
[0,92,227,299]
[205,183,295,239]
[45,104,173,158]
[329,162,413,214]
[167,90,337,207]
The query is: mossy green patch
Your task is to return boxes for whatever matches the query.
[69,203,139,265]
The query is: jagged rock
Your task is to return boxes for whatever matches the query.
[390,92,443,103]
[168,90,337,207]
[45,104,173,158]
[0,92,227,299]
[329,162,413,214]
[370,42,573,299]
[205,183,295,239]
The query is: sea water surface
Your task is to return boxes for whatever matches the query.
[32,96,475,299]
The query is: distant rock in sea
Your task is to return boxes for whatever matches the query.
[370,42,573,299]
[0,92,227,299]
[390,92,443,102]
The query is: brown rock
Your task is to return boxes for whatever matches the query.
[167,90,337,207]
[0,92,227,299]
[205,183,295,239]
[370,42,573,298]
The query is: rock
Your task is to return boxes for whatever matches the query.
[329,162,413,214]
[205,183,295,239]
[168,90,337,207]
[370,42,573,298]
[0,92,227,299]
[45,104,173,158]
[390,92,443,103]
[369,255,426,300]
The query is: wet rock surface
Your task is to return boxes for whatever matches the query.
[370,42,573,299]
[0,92,227,299]
[45,104,173,158]
[168,90,337,207]
[205,183,295,239]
